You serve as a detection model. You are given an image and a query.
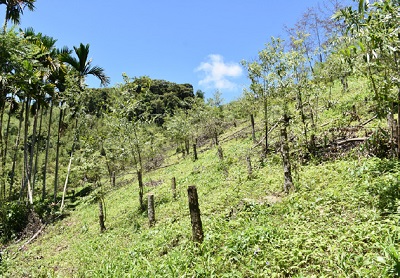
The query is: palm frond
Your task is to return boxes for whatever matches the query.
[3,0,36,25]
[73,43,90,73]
[57,46,71,55]
[60,52,80,71]
[87,65,110,87]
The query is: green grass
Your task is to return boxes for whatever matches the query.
[1,77,400,277]
[2,143,400,277]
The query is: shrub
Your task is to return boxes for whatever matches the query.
[0,202,29,243]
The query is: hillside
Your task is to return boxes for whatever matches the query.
[1,76,400,277]
[1,1,400,276]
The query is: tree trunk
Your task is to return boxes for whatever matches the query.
[398,89,400,159]
[0,99,4,158]
[29,102,39,197]
[137,169,144,211]
[133,127,143,171]
[20,96,31,202]
[263,97,268,158]
[54,108,63,203]
[185,139,190,155]
[10,102,25,198]
[62,117,79,189]
[42,100,53,200]
[0,99,5,198]
[33,107,44,193]
[60,115,79,209]
[214,129,219,146]
[250,114,256,143]
[3,16,8,34]
[297,88,309,152]
[60,152,73,212]
[187,185,203,243]
[3,96,16,184]
[280,114,293,194]
[193,144,198,161]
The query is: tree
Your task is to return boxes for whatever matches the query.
[58,43,109,208]
[165,109,193,156]
[117,75,196,126]
[1,0,36,32]
[0,29,57,202]
[285,0,347,66]
[0,29,24,198]
[336,0,400,116]
[336,0,400,157]
[288,33,317,155]
[203,91,225,146]
[242,37,285,157]
[61,43,110,90]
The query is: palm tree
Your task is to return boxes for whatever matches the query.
[1,0,36,32]
[11,28,65,203]
[46,49,69,203]
[59,43,109,209]
[61,43,110,90]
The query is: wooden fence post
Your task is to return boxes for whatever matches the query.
[98,199,106,233]
[171,177,177,199]
[280,115,293,194]
[187,186,203,243]
[148,193,155,226]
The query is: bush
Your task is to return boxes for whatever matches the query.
[0,201,29,243]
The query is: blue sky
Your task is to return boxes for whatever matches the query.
[4,0,337,101]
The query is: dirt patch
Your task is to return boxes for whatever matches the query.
[241,194,283,206]
[263,195,283,205]
[145,179,163,187]
[20,210,43,240]
[227,194,283,220]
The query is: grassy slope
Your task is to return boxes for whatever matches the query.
[1,78,400,277]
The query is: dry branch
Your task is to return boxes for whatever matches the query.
[18,224,46,251]
[359,115,377,126]
[252,117,283,149]
[336,137,369,145]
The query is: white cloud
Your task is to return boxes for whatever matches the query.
[195,54,243,90]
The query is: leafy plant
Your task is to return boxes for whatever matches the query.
[0,202,28,243]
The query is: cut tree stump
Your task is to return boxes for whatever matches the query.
[171,177,177,199]
[148,193,155,227]
[187,186,203,243]
[98,199,106,233]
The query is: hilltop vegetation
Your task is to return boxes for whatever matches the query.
[1,0,400,277]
